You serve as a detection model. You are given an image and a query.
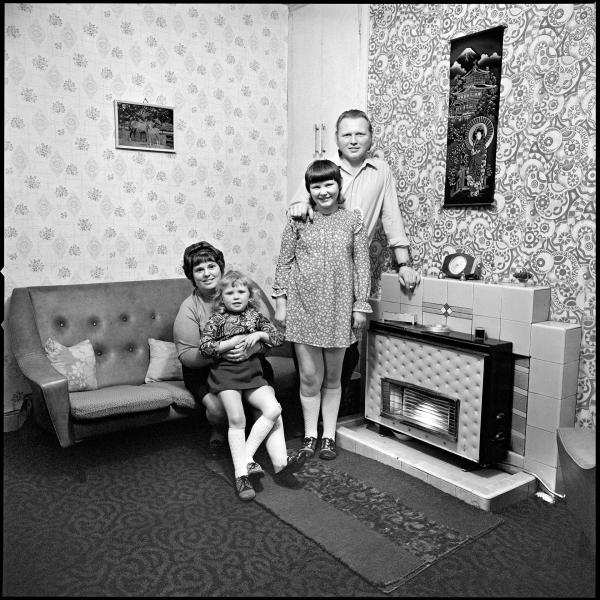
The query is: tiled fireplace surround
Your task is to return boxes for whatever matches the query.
[337,274,581,511]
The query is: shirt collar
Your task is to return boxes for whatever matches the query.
[337,155,378,175]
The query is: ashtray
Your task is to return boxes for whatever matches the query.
[425,324,450,334]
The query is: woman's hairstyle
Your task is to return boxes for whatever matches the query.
[215,270,257,313]
[304,159,345,206]
[335,109,373,135]
[182,241,225,285]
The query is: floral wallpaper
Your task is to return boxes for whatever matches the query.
[367,4,595,429]
[4,3,289,415]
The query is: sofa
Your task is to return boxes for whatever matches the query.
[8,277,299,448]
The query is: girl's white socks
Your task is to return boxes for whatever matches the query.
[263,415,289,472]
[228,426,248,478]
[320,386,342,439]
[245,415,275,464]
[300,392,321,438]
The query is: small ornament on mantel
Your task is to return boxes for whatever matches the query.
[513,269,534,284]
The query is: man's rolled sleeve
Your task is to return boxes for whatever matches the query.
[380,166,411,248]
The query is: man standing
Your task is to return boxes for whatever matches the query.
[287,109,420,411]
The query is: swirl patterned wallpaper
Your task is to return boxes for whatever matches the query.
[4,3,288,414]
[367,4,595,428]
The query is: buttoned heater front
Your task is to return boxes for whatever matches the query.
[365,321,514,465]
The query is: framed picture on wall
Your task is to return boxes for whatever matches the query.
[114,100,175,153]
[443,26,505,208]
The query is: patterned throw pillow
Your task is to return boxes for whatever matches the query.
[145,338,183,383]
[44,337,99,392]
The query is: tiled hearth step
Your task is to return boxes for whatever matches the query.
[336,416,537,513]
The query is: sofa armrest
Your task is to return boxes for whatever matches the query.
[8,288,74,447]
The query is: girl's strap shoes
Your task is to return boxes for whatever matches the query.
[247,461,264,479]
[300,436,318,457]
[235,475,256,501]
[318,437,337,460]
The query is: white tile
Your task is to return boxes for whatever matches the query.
[527,392,577,431]
[512,388,528,413]
[473,282,502,318]
[422,311,446,327]
[380,272,401,303]
[523,457,560,493]
[399,279,424,307]
[511,411,526,436]
[525,425,558,467]
[510,431,526,455]
[447,315,472,334]
[400,304,422,324]
[513,368,529,391]
[500,285,551,323]
[530,321,582,364]
[400,462,430,483]
[472,314,500,339]
[427,474,457,497]
[447,279,474,310]
[529,358,580,399]
[422,277,447,304]
[380,299,401,314]
[454,486,487,509]
[489,486,530,512]
[499,319,532,355]
[503,450,525,469]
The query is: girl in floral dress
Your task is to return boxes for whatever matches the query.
[273,159,372,460]
[200,270,305,501]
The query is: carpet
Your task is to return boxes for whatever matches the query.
[207,447,504,593]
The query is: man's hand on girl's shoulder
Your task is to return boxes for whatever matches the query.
[287,202,314,222]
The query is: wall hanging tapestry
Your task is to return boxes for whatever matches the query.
[114,100,175,153]
[443,26,505,208]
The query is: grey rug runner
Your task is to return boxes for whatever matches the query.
[207,447,503,593]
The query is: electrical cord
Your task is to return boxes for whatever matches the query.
[498,462,566,500]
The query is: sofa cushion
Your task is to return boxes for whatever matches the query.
[145,338,183,383]
[145,381,198,410]
[70,384,174,419]
[44,337,98,392]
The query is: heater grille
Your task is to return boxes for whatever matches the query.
[381,378,459,441]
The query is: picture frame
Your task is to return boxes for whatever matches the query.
[443,26,505,208]
[114,100,175,153]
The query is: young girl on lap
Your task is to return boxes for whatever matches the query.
[200,270,305,501]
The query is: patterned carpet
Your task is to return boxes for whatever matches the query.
[3,417,596,597]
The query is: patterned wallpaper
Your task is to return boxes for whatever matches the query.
[4,3,289,414]
[367,4,595,429]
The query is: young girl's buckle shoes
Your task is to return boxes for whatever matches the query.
[300,436,318,457]
[318,437,337,460]
[235,475,256,501]
[247,461,264,479]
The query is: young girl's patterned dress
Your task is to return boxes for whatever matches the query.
[199,307,284,392]
[273,207,372,348]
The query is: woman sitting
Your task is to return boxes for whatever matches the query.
[173,241,305,491]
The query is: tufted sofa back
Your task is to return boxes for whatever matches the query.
[27,278,192,388]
